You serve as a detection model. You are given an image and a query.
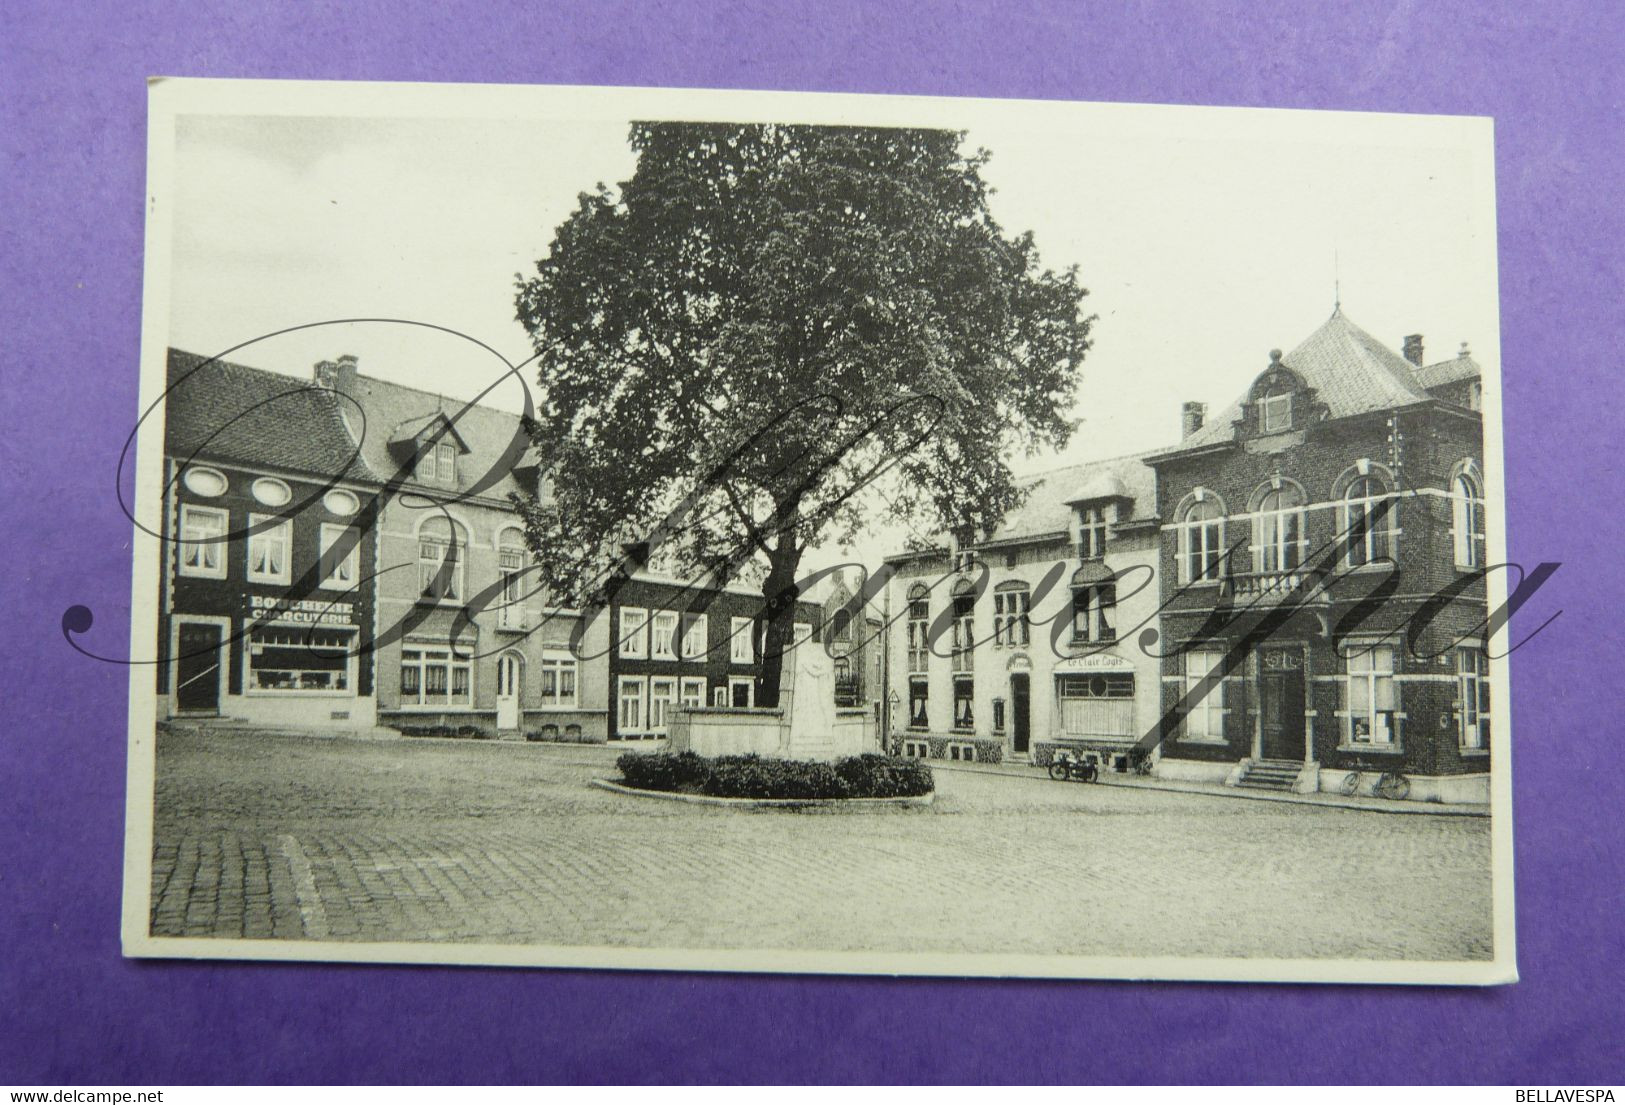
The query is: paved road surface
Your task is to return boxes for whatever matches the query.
[145,727,1494,961]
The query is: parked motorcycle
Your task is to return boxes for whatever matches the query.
[1047,749,1099,783]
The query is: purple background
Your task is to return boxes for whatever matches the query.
[3,0,1619,1085]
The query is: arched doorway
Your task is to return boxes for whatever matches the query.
[496,651,523,732]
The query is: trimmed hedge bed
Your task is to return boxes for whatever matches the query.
[616,751,934,800]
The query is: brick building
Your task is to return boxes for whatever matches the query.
[1145,309,1491,803]
[602,573,824,742]
[157,350,383,730]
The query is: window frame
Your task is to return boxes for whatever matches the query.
[1183,648,1227,743]
[537,648,578,708]
[951,675,974,731]
[1457,646,1490,751]
[1077,505,1108,561]
[246,512,292,586]
[246,624,357,696]
[1253,484,1307,575]
[399,645,473,709]
[1341,643,1401,748]
[993,586,1031,647]
[679,676,708,711]
[906,587,930,672]
[907,674,930,730]
[318,522,359,591]
[619,606,649,659]
[1342,475,1395,569]
[650,609,680,661]
[729,615,754,665]
[728,675,754,708]
[680,613,708,661]
[1179,497,1225,584]
[178,503,228,580]
[1259,391,1292,434]
[1451,471,1486,570]
[1071,581,1117,643]
[648,676,678,734]
[616,676,647,736]
[951,585,976,673]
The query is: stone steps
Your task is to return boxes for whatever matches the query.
[1234,759,1303,792]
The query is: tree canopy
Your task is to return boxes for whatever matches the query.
[514,122,1094,705]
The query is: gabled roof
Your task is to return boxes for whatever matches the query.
[1154,309,1440,456]
[1414,352,1482,391]
[984,450,1161,545]
[165,349,377,482]
[386,410,471,453]
[336,371,533,500]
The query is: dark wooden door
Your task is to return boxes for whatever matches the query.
[1011,674,1031,754]
[1259,650,1304,760]
[175,622,222,713]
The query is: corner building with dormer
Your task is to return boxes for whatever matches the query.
[882,453,1164,770]
[1145,310,1492,803]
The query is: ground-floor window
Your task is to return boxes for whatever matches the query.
[400,645,470,707]
[1183,649,1226,741]
[952,676,974,730]
[679,677,707,710]
[729,676,754,708]
[617,676,646,735]
[537,650,578,707]
[248,625,355,693]
[908,675,929,729]
[649,677,677,734]
[1057,672,1135,739]
[947,741,977,762]
[1458,646,1490,750]
[902,738,929,758]
[1342,644,1398,746]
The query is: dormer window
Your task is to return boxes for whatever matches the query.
[1078,505,1108,560]
[1260,391,1292,434]
[417,440,457,484]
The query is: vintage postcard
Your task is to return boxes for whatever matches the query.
[120,77,1517,983]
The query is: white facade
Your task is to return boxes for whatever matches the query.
[882,454,1165,767]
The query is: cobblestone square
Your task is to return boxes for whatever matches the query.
[144,728,1494,962]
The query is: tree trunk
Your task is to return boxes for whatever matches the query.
[754,542,804,711]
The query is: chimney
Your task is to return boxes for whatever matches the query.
[1181,400,1206,439]
[1402,334,1424,366]
[315,354,359,396]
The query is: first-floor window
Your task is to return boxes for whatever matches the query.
[178,504,227,578]
[730,616,754,663]
[1184,649,1226,741]
[908,676,929,729]
[497,534,526,628]
[1458,646,1490,749]
[617,677,646,734]
[1072,583,1117,642]
[248,625,354,692]
[1343,644,1398,745]
[680,677,707,710]
[994,587,1031,646]
[319,523,359,590]
[538,650,577,707]
[619,607,649,658]
[680,613,708,661]
[649,677,677,733]
[399,645,471,707]
[247,513,291,584]
[651,610,679,660]
[952,676,974,730]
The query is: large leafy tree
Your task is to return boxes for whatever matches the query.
[514,122,1093,707]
